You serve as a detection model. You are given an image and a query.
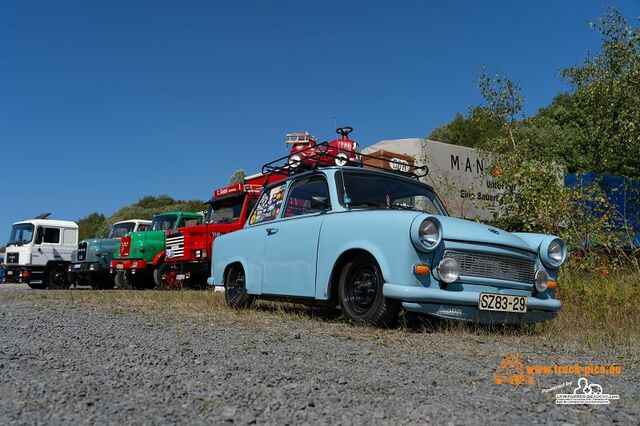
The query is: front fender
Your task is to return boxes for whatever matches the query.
[152,250,166,266]
[315,211,430,300]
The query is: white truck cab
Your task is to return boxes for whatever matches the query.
[4,213,79,289]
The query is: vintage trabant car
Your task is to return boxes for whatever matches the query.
[208,166,566,326]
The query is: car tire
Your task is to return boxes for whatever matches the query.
[45,265,71,290]
[224,264,254,309]
[153,266,165,289]
[338,253,400,327]
[334,152,349,166]
[114,271,127,289]
[122,271,137,290]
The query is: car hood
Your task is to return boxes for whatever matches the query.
[434,215,534,253]
[85,237,120,252]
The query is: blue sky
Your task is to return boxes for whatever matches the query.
[1,0,639,243]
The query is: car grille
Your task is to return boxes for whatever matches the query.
[444,250,535,285]
[166,233,184,258]
[77,242,88,261]
[6,252,18,264]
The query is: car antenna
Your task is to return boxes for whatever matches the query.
[34,212,51,220]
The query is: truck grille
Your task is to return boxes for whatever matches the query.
[444,250,535,285]
[6,252,18,264]
[166,233,184,258]
[77,242,88,261]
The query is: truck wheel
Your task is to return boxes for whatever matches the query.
[224,264,254,309]
[45,265,71,290]
[114,271,127,289]
[122,271,138,290]
[153,265,172,289]
[338,253,400,327]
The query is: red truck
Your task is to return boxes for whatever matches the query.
[158,171,287,288]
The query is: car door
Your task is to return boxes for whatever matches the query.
[240,182,289,294]
[261,176,331,297]
[33,226,63,265]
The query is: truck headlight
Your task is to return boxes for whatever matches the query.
[534,269,549,292]
[411,217,442,252]
[540,237,567,268]
[438,258,460,283]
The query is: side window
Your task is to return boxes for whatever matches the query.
[184,218,200,227]
[284,177,331,217]
[42,228,60,244]
[64,229,77,245]
[137,224,149,232]
[249,184,287,225]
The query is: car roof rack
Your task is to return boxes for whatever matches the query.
[261,142,428,179]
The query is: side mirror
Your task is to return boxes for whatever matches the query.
[310,196,330,211]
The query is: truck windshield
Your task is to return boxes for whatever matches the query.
[150,215,178,231]
[109,222,135,238]
[8,223,35,246]
[207,196,245,224]
[335,170,448,215]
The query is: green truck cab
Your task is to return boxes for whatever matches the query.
[110,211,203,289]
[69,220,151,289]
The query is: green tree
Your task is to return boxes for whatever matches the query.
[428,107,503,147]
[560,6,640,178]
[76,212,107,241]
[228,169,246,185]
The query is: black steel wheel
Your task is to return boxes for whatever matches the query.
[122,271,137,290]
[45,265,71,290]
[114,271,127,289]
[224,264,254,309]
[338,253,400,327]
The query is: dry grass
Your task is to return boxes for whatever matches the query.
[3,270,639,354]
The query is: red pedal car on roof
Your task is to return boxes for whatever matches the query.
[287,126,361,170]
[158,171,287,288]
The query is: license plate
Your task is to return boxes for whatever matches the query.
[73,264,81,269]
[478,292,527,313]
[176,274,185,280]
[116,264,124,270]
[7,270,13,275]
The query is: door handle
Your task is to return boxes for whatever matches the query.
[266,228,279,235]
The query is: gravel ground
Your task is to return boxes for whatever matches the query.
[0,284,638,425]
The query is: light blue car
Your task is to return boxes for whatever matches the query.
[208,167,566,326]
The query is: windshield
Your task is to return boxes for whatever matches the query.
[150,214,178,231]
[109,222,136,238]
[335,171,447,215]
[8,223,35,246]
[207,196,245,224]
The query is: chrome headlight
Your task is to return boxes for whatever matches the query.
[438,258,460,283]
[540,237,567,268]
[411,217,442,252]
[534,269,549,292]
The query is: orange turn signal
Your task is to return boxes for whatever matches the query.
[414,264,430,275]
[548,281,558,289]
[22,270,30,277]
